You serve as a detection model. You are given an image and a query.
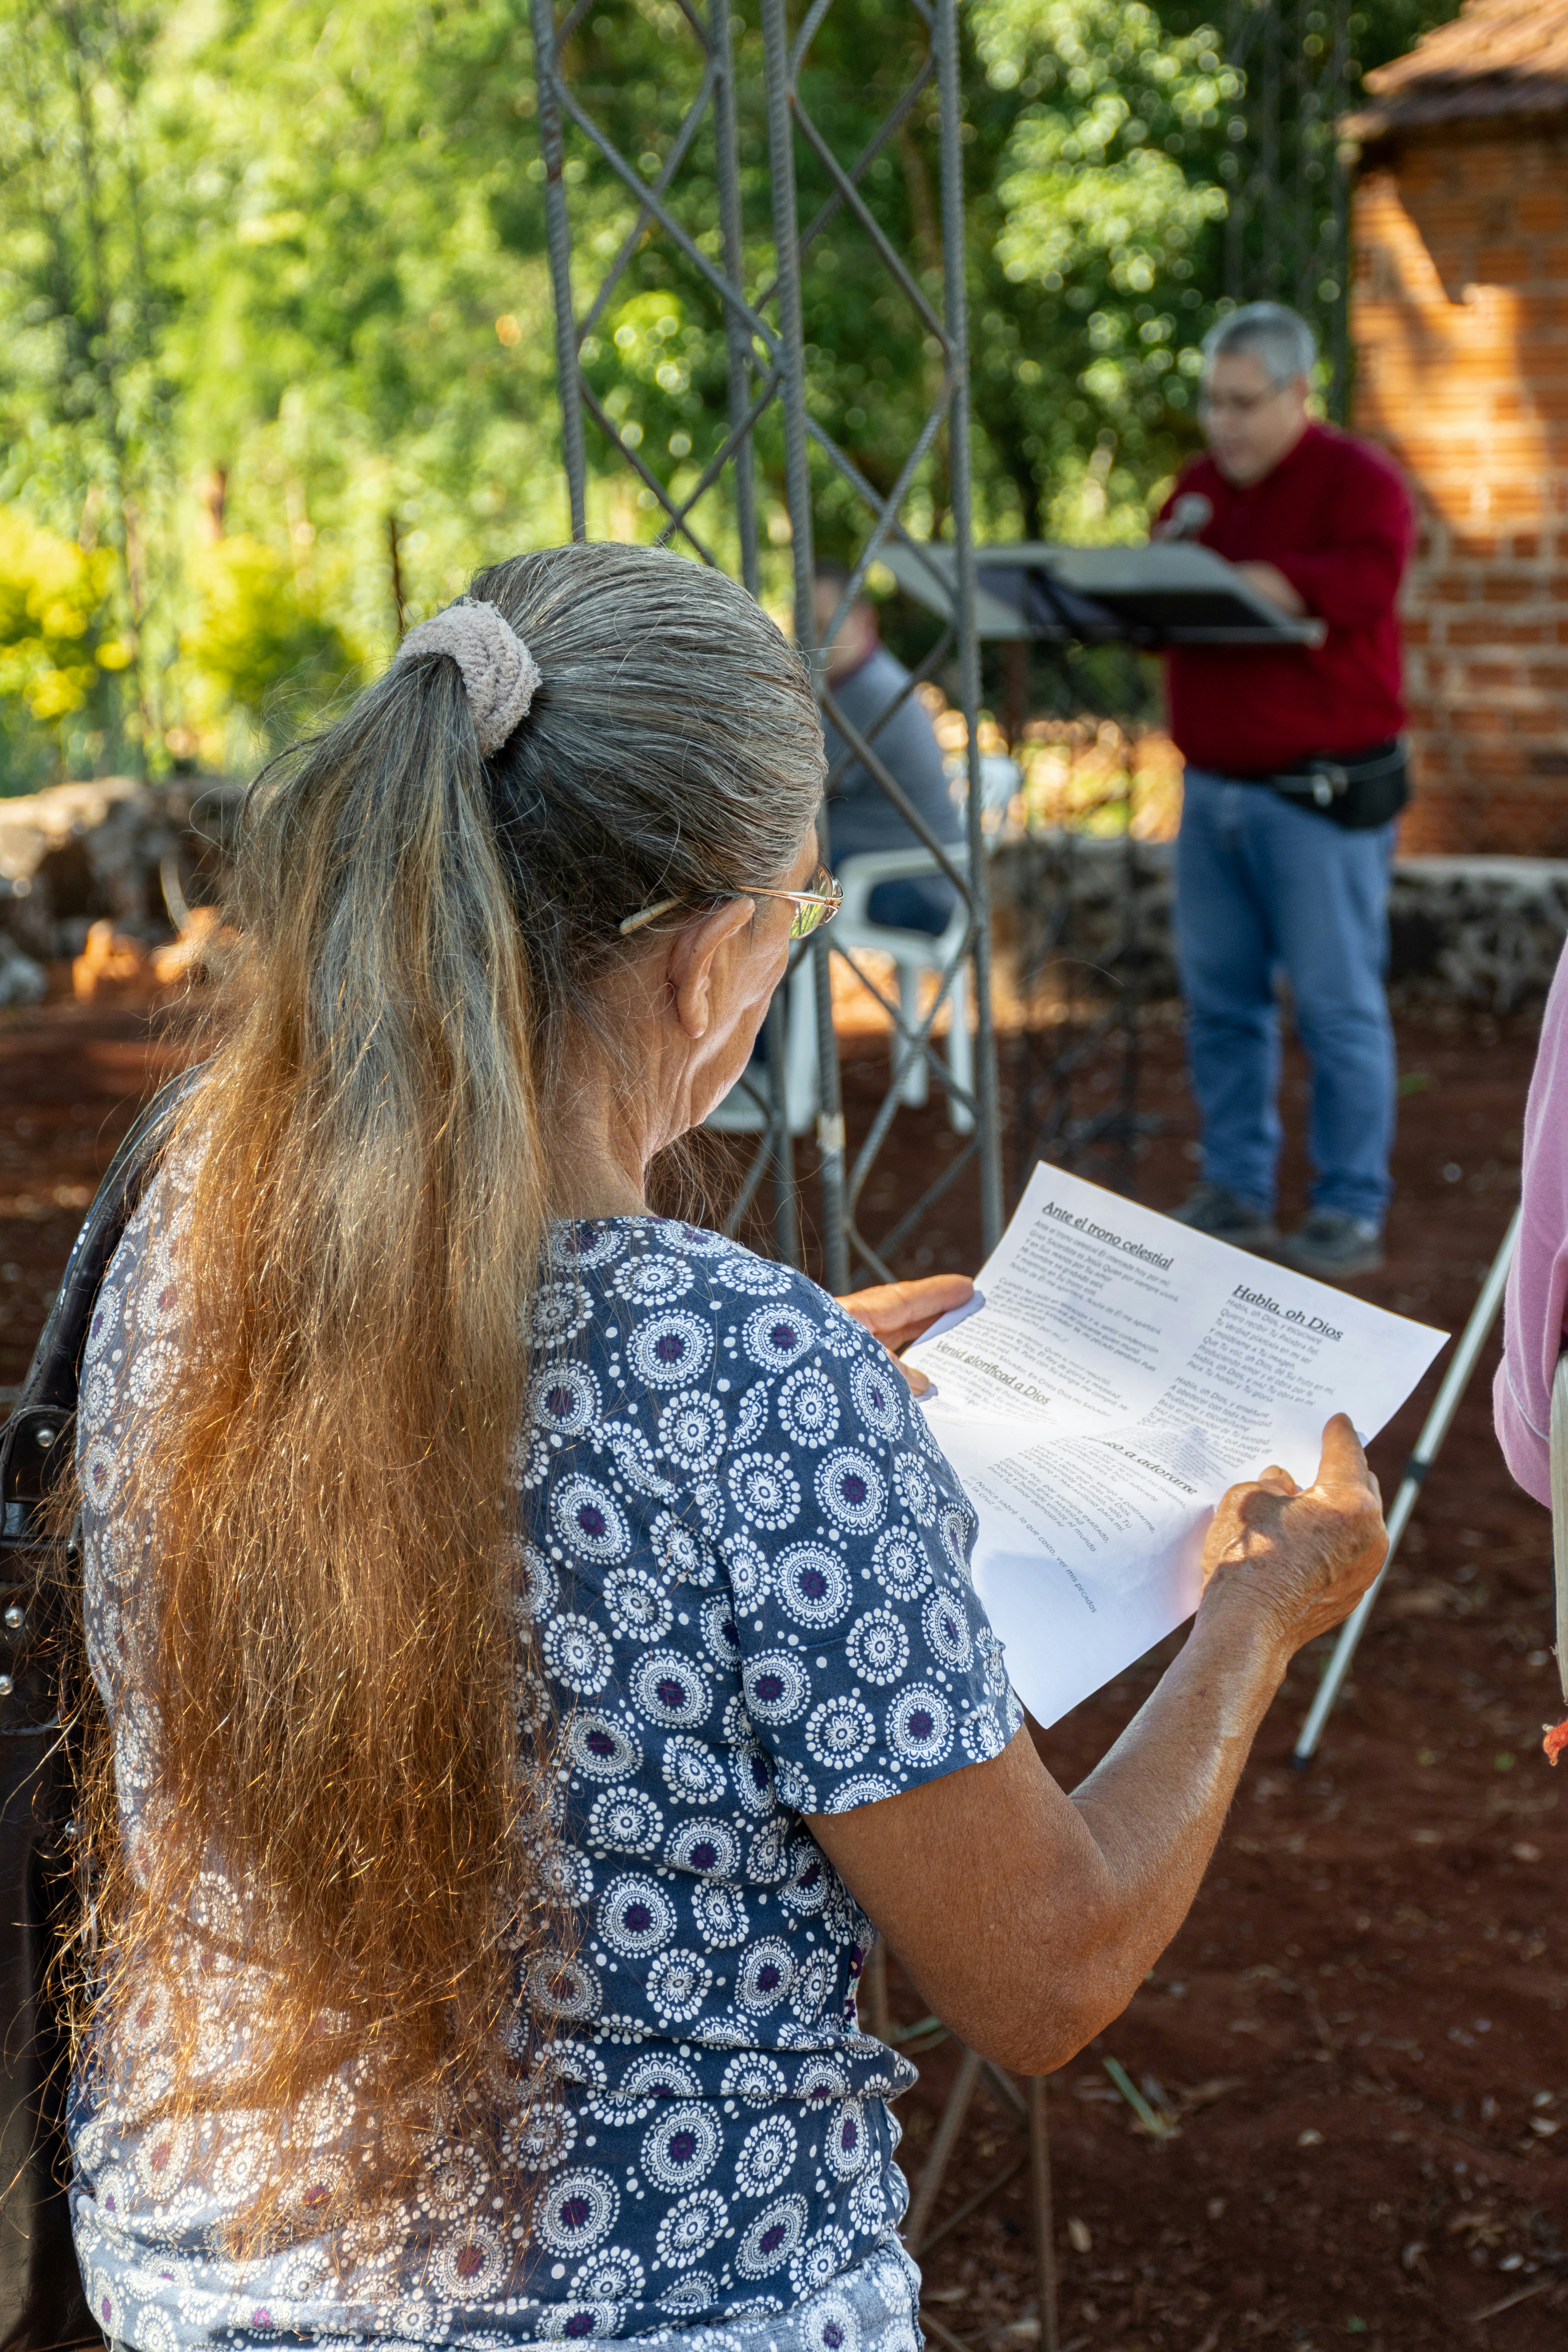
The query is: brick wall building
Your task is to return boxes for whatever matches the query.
[1346,0,1568,852]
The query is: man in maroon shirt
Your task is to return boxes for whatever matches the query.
[1159,303,1415,1278]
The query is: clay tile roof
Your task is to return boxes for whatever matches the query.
[1343,0,1568,138]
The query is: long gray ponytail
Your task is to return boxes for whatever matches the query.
[76,542,825,2253]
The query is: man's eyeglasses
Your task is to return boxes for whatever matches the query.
[619,863,844,942]
[1196,384,1288,419]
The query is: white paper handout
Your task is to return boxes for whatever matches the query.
[903,1166,1447,1728]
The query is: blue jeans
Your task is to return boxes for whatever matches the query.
[1173,770,1397,1225]
[863,874,955,936]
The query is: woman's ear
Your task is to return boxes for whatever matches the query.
[666,898,757,1040]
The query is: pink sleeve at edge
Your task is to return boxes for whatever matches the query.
[1494,937,1568,1509]
[1493,1355,1550,1509]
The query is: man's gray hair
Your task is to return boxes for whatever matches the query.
[1201,302,1317,387]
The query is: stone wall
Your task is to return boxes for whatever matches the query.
[5,782,1567,1021]
[997,836,1568,1014]
[0,777,240,1005]
[1351,125,1568,854]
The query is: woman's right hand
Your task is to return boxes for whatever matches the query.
[812,1412,1388,2077]
[1199,1412,1387,1655]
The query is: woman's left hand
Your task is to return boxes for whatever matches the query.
[836,1274,973,1395]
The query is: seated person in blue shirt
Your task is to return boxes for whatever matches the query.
[814,562,964,936]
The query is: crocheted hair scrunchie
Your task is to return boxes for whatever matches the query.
[393,595,542,757]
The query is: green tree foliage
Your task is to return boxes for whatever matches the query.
[0,0,1459,788]
[0,0,564,785]
[159,0,566,632]
[0,0,177,779]
[968,0,1237,537]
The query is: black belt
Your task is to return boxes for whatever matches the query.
[1260,738,1406,811]
[1215,737,1409,830]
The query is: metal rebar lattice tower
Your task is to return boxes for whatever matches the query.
[528,0,1003,1294]
[528,13,1061,2335]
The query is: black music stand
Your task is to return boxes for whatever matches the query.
[883,538,1326,648]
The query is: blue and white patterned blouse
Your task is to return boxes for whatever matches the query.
[69,1177,1021,2351]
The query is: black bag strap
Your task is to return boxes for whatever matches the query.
[0,1067,205,1569]
[0,1066,203,2352]
[1266,735,1407,807]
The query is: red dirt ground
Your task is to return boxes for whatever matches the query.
[1,981,1563,2351]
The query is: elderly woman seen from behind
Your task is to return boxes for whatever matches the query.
[67,544,1385,2349]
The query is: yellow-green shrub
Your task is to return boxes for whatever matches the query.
[0,506,129,722]
[182,536,359,725]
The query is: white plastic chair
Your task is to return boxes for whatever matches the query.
[832,752,1019,1135]
[703,752,1019,1139]
[702,951,820,1137]
[831,845,975,1130]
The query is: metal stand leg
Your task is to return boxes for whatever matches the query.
[905,2045,1060,2350]
[904,2045,981,2253]
[863,1941,890,2044]
[1027,2075,1061,2352]
[1292,1205,1520,1765]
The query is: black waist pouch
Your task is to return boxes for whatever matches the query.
[1261,737,1408,830]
